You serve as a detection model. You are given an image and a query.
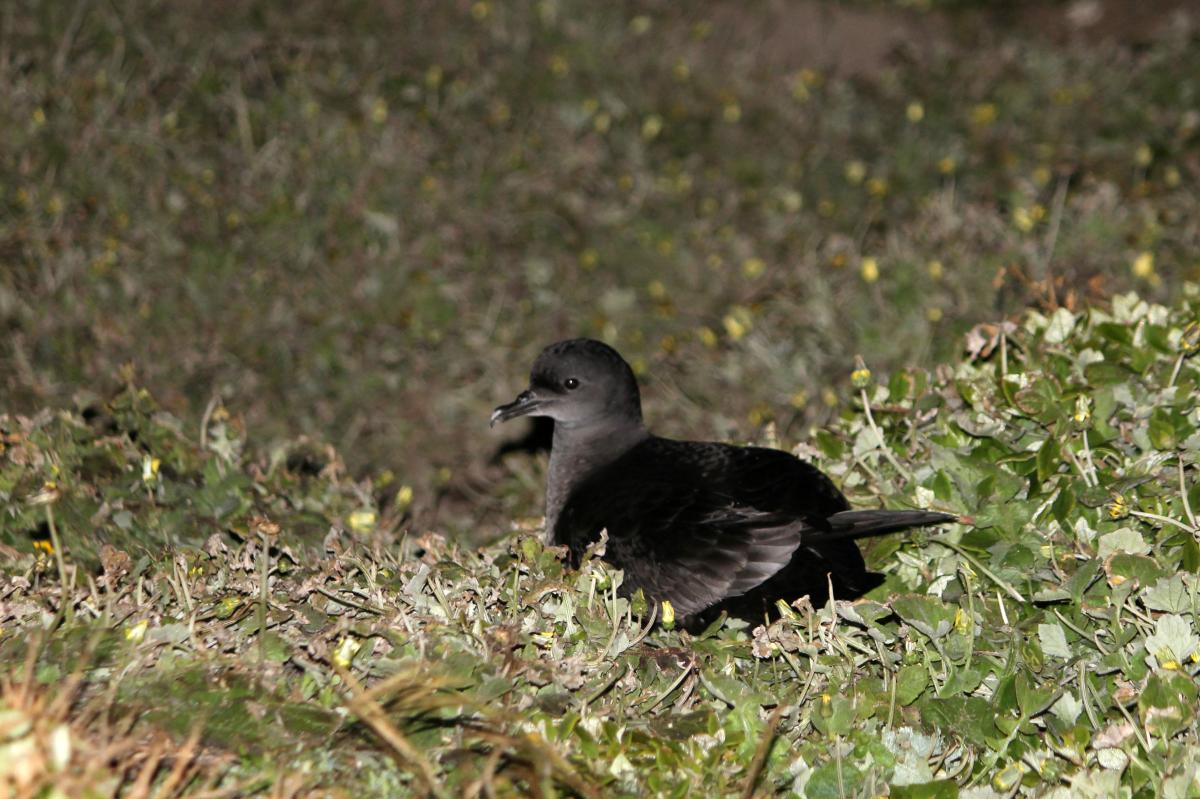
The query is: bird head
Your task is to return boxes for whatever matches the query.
[491,338,643,430]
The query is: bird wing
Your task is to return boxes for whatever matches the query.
[554,442,827,618]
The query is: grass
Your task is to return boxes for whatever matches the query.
[3,288,1200,795]
[3,0,1200,795]
[2,0,1199,537]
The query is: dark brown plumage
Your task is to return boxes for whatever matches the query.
[492,338,956,627]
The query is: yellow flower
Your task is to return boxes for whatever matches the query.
[673,60,690,81]
[647,280,667,300]
[396,485,414,511]
[789,390,809,409]
[125,620,148,643]
[970,103,997,127]
[1013,207,1035,232]
[1134,143,1152,167]
[1107,493,1129,520]
[938,157,957,174]
[470,1,490,20]
[698,326,718,349]
[641,114,663,140]
[1073,395,1092,426]
[629,15,652,35]
[348,510,377,532]
[844,161,867,185]
[142,456,162,484]
[860,257,880,284]
[927,260,944,280]
[33,539,54,556]
[1132,251,1155,279]
[425,65,443,88]
[32,107,47,127]
[334,636,362,667]
[579,248,598,270]
[741,257,765,279]
[851,367,872,389]
[722,102,741,124]
[906,101,924,123]
[549,54,569,77]
[866,177,888,198]
[723,313,747,341]
[370,98,388,124]
[661,600,675,627]
[926,307,943,322]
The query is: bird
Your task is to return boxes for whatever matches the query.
[491,338,957,628]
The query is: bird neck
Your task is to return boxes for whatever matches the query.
[543,419,648,542]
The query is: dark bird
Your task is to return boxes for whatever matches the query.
[491,338,957,628]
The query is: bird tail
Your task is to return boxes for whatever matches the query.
[804,509,960,545]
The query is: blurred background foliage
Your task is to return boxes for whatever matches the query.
[2,0,1198,538]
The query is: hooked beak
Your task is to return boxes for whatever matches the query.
[490,389,543,427]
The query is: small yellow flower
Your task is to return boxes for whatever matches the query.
[1033,166,1052,187]
[629,15,652,35]
[579,248,599,270]
[549,54,569,77]
[970,103,997,127]
[647,280,667,300]
[722,102,741,124]
[370,98,388,124]
[938,156,957,174]
[866,178,888,198]
[723,313,748,341]
[673,60,690,81]
[954,607,971,634]
[396,485,414,511]
[851,367,872,389]
[45,195,64,215]
[141,456,161,484]
[425,65,443,88]
[1134,143,1152,167]
[1165,166,1182,187]
[844,161,867,185]
[348,509,377,532]
[593,111,612,133]
[1160,658,1180,671]
[741,257,765,279]
[641,114,663,140]
[822,388,838,408]
[32,107,47,127]
[926,307,943,322]
[860,256,880,284]
[906,101,924,123]
[698,326,718,349]
[798,68,822,87]
[334,636,361,667]
[1107,493,1129,520]
[1013,207,1035,232]
[470,1,490,21]
[1132,251,1155,279]
[661,600,675,627]
[33,539,54,556]
[1179,321,1200,355]
[789,390,809,409]
[126,620,148,643]
[1073,395,1092,426]
[927,260,944,280]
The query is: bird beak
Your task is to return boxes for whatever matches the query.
[490,389,543,427]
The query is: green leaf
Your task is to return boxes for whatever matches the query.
[896,665,929,705]
[892,595,956,641]
[1138,672,1198,738]
[890,781,958,799]
[1038,623,1072,659]
[1036,435,1061,485]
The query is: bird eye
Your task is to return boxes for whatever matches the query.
[563,378,580,390]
